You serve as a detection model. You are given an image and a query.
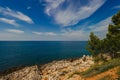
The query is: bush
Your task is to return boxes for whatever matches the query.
[81,58,120,77]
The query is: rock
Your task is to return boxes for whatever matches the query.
[0,66,42,80]
[0,55,94,80]
[98,53,112,61]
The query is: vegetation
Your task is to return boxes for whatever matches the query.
[116,67,120,77]
[81,11,120,79]
[81,58,120,77]
[87,32,101,57]
[87,11,120,61]
[68,71,81,79]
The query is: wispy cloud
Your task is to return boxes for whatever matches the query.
[60,16,112,40]
[87,17,112,38]
[5,29,24,34]
[88,17,112,33]
[31,17,111,40]
[112,5,120,9]
[0,16,111,41]
[45,0,65,16]
[60,28,89,40]
[32,31,57,36]
[27,6,31,10]
[32,31,43,35]
[45,32,57,36]
[0,18,19,26]
[45,0,106,26]
[0,7,34,24]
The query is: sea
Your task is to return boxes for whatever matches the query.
[0,41,89,71]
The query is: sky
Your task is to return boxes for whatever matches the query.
[0,0,120,41]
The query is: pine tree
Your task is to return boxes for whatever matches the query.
[87,32,101,57]
[87,11,120,59]
[112,11,120,25]
[106,11,120,58]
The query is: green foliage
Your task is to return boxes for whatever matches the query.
[87,32,101,57]
[68,71,81,79]
[87,11,120,59]
[81,58,120,77]
[106,11,120,58]
[112,11,120,25]
[116,67,120,76]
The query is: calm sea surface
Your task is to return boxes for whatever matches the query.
[0,41,89,71]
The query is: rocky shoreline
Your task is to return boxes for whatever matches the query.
[0,55,94,80]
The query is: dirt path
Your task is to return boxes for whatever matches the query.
[85,66,120,80]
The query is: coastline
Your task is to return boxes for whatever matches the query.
[0,55,94,80]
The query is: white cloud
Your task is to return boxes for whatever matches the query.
[0,7,34,24]
[32,31,57,36]
[0,16,111,41]
[5,29,24,34]
[112,5,120,9]
[45,0,106,26]
[60,28,89,40]
[45,32,57,36]
[32,31,43,35]
[87,17,112,38]
[60,16,112,40]
[0,32,17,40]
[88,17,112,32]
[1,17,111,41]
[45,0,65,16]
[0,18,19,26]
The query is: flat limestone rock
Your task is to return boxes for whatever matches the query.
[0,55,94,80]
[0,65,42,80]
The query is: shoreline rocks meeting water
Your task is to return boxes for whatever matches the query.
[0,55,94,80]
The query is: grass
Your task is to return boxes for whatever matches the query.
[116,67,120,80]
[81,58,120,77]
[68,71,81,79]
[117,67,120,75]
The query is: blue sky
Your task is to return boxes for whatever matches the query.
[0,0,120,41]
